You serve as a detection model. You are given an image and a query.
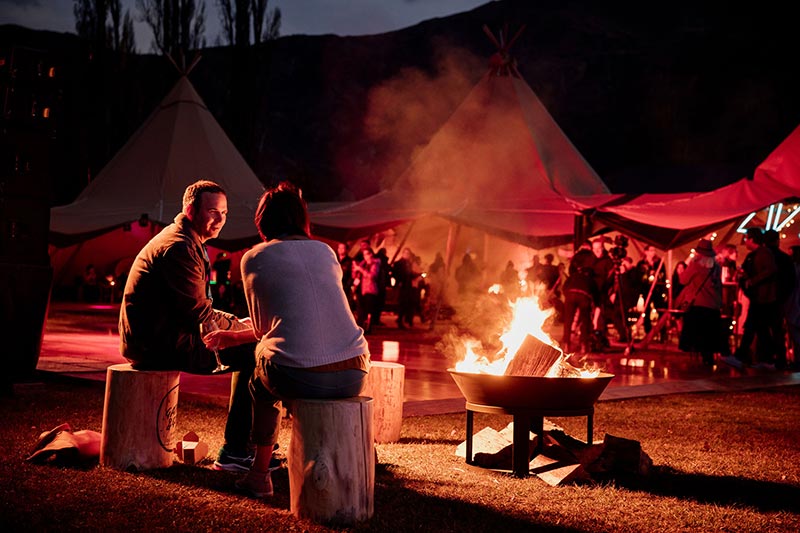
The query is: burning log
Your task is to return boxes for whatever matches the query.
[503,334,563,377]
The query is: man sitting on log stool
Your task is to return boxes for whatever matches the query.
[119,179,263,473]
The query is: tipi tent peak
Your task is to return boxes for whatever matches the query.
[311,34,615,248]
[49,74,265,250]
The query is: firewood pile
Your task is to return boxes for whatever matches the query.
[455,419,653,486]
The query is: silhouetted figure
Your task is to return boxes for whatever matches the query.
[678,239,724,366]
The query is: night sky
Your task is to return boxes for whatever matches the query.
[0,0,489,52]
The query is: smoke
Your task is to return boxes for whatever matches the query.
[357,38,485,192]
[435,292,513,366]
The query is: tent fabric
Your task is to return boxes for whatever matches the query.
[50,76,265,250]
[310,68,614,247]
[753,123,800,197]
[593,124,800,249]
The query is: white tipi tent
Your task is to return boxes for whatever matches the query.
[49,75,265,290]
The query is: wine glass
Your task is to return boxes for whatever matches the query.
[200,319,230,374]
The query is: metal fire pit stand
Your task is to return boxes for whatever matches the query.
[464,402,594,478]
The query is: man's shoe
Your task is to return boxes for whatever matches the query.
[234,471,273,499]
[214,448,254,472]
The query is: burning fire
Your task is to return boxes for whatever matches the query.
[454,294,599,378]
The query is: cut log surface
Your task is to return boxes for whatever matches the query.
[288,397,374,525]
[530,455,591,486]
[361,361,405,443]
[100,363,179,471]
[504,334,563,377]
[455,426,512,468]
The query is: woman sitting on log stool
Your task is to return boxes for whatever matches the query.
[208,181,370,498]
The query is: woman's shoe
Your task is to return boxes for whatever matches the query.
[234,470,273,498]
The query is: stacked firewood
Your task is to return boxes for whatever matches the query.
[455,419,653,486]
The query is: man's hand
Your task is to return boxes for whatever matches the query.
[203,328,253,350]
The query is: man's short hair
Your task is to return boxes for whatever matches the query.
[745,227,763,244]
[182,180,226,212]
[763,229,780,246]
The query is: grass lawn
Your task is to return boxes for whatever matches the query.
[2,377,799,532]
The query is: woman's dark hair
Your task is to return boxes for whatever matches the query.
[254,181,310,241]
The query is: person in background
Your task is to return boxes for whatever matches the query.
[636,244,667,338]
[500,260,519,301]
[671,261,687,301]
[455,252,481,298]
[608,256,639,343]
[763,229,795,369]
[561,241,597,354]
[591,238,615,350]
[717,243,739,283]
[81,264,100,302]
[352,247,382,333]
[526,254,541,286]
[337,242,355,312]
[678,238,724,366]
[423,252,447,323]
[537,253,560,290]
[119,179,258,473]
[212,251,233,311]
[538,253,564,322]
[374,247,390,326]
[728,228,778,368]
[787,245,800,369]
[219,181,369,499]
[392,247,420,329]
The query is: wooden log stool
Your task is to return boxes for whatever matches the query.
[288,397,374,525]
[100,363,180,471]
[361,361,405,443]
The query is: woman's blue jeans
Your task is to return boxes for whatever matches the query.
[249,359,367,446]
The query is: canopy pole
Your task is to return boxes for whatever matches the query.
[667,249,673,309]
[626,257,665,354]
[429,222,461,331]
[389,220,417,265]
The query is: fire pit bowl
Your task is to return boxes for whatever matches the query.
[448,369,614,411]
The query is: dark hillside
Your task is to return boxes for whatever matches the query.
[3,0,799,203]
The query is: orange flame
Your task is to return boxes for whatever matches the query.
[454,294,600,378]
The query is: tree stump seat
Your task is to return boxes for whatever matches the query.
[361,361,405,443]
[100,363,180,471]
[288,396,374,525]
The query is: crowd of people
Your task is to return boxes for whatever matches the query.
[552,230,800,369]
[446,231,799,370]
[340,240,445,333]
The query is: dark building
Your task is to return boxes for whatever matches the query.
[0,43,57,390]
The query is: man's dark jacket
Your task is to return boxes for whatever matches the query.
[119,213,237,373]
